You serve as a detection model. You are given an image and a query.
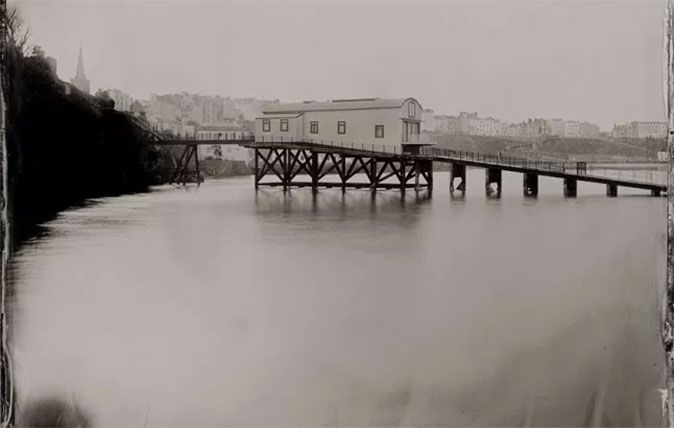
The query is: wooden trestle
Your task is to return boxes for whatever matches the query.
[171,143,201,185]
[253,147,433,192]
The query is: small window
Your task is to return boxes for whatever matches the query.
[310,121,319,134]
[262,119,270,132]
[280,119,289,132]
[337,121,346,135]
[408,102,416,118]
[375,125,384,138]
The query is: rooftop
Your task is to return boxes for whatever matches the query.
[263,98,415,114]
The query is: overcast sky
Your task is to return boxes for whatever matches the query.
[13,0,668,130]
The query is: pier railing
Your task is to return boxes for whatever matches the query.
[253,135,404,155]
[420,146,667,186]
[148,129,257,142]
[421,146,569,172]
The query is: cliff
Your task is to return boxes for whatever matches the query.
[5,48,170,242]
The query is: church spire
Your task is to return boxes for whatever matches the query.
[76,47,86,79]
[70,47,91,94]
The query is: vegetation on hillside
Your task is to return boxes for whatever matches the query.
[4,10,172,242]
[431,133,666,161]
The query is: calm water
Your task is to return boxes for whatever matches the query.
[8,169,667,426]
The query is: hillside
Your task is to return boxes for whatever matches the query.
[5,48,172,242]
[430,133,666,161]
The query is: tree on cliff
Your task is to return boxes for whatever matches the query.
[2,7,171,242]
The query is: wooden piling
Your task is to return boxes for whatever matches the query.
[564,177,577,197]
[606,183,618,197]
[485,167,502,198]
[523,173,538,197]
[450,163,466,195]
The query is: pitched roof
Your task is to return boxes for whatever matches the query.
[255,113,303,119]
[263,98,416,114]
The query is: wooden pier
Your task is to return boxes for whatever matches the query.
[252,141,432,192]
[136,121,666,197]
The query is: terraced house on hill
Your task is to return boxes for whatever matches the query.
[255,98,435,154]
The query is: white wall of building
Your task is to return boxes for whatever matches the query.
[255,98,424,152]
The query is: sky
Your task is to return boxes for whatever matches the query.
[12,0,669,130]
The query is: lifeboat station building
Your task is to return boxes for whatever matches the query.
[255,98,434,154]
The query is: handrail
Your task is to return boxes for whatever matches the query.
[419,146,666,186]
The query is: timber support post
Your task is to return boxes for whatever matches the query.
[254,149,260,190]
[311,151,318,193]
[400,159,406,193]
[427,160,434,192]
[193,144,201,185]
[485,167,502,198]
[414,160,421,191]
[283,148,289,192]
[341,156,346,193]
[606,183,618,197]
[523,173,538,197]
[564,177,577,197]
[450,163,466,196]
[370,158,377,192]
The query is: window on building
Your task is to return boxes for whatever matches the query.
[262,119,270,132]
[408,102,416,118]
[375,125,384,138]
[280,119,289,132]
[338,121,346,134]
[310,121,319,134]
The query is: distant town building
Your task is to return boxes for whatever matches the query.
[196,123,251,162]
[233,98,280,121]
[636,121,667,138]
[458,111,478,134]
[129,100,148,119]
[611,124,632,139]
[458,112,504,137]
[148,94,181,122]
[447,116,462,134]
[257,98,433,153]
[428,111,601,140]
[103,89,133,112]
[150,117,195,138]
[545,119,564,137]
[611,121,667,139]
[433,115,450,133]
[222,97,238,119]
[562,120,580,138]
[144,93,280,128]
[578,121,600,139]
[422,109,435,132]
[70,47,90,94]
[504,118,548,138]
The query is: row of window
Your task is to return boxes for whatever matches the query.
[311,122,384,138]
[262,119,385,138]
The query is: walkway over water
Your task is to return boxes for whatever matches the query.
[138,126,666,196]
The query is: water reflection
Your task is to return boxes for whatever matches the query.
[8,171,666,426]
